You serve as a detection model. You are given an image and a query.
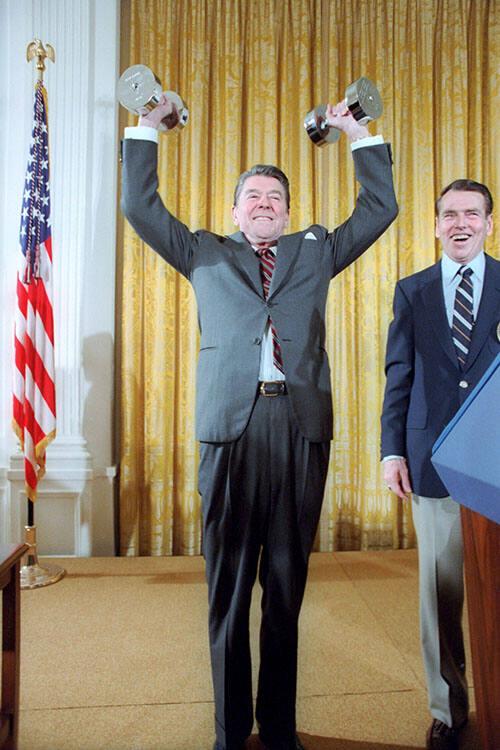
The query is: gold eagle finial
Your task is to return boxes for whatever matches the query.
[26,39,55,80]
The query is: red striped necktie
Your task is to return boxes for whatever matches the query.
[256,246,284,373]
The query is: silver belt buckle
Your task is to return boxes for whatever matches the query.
[259,381,282,397]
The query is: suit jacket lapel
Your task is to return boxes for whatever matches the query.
[421,262,458,366]
[227,231,263,297]
[464,254,500,371]
[268,235,301,299]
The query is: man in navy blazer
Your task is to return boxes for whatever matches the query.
[122,94,398,750]
[381,180,499,750]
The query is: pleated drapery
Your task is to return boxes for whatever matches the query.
[117,0,499,556]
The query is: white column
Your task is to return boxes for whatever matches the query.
[0,0,120,555]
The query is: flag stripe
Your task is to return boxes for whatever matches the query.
[28,272,55,345]
[14,332,26,378]
[13,395,25,441]
[16,276,29,316]
[43,233,52,263]
[23,397,46,449]
[24,334,56,416]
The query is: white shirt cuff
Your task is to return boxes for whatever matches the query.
[350,134,384,151]
[124,125,159,144]
[381,455,406,462]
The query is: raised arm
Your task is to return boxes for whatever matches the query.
[318,98,398,277]
[120,93,195,279]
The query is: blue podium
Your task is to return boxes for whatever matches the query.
[431,352,500,750]
[431,353,500,524]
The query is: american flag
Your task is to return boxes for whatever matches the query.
[12,81,56,501]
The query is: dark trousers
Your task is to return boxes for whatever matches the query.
[199,391,330,750]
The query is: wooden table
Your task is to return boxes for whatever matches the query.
[0,544,28,750]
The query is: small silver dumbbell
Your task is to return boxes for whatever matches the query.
[304,77,382,146]
[117,64,189,132]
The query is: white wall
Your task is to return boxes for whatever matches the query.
[0,0,120,555]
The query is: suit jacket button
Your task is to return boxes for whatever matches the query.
[253,337,261,345]
[459,380,469,389]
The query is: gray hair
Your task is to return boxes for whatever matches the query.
[233,164,290,209]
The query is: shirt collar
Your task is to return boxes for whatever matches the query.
[442,250,485,287]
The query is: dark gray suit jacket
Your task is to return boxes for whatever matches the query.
[381,254,500,496]
[121,139,398,443]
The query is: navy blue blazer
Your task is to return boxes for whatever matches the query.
[381,253,500,497]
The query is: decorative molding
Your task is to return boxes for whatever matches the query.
[8,474,115,556]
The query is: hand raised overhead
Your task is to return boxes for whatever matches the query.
[138,92,180,130]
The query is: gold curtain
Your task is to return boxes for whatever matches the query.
[117,0,499,556]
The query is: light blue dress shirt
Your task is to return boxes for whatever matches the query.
[441,250,485,326]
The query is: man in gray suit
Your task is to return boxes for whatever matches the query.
[381,180,498,750]
[121,94,398,750]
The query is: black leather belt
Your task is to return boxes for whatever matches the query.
[259,381,287,397]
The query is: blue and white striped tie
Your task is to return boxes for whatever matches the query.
[452,266,474,369]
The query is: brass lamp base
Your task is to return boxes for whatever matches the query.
[20,525,65,589]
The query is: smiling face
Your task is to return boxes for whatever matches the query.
[232,175,290,246]
[435,189,493,263]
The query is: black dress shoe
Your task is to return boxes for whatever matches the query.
[426,719,459,750]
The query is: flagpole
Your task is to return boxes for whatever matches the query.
[19,39,64,589]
